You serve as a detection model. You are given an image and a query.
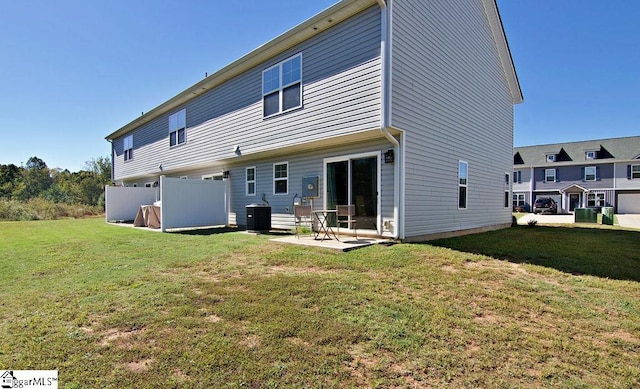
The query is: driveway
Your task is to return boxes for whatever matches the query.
[517,213,640,230]
[516,213,575,226]
[616,214,640,230]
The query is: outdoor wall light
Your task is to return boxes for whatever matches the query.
[158,163,163,171]
[233,145,241,155]
[384,149,394,164]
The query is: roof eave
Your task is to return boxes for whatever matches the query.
[482,0,523,105]
[105,0,379,141]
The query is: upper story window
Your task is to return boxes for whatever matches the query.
[246,167,256,196]
[631,165,640,179]
[169,109,186,147]
[263,54,302,117]
[124,135,133,161]
[584,166,597,181]
[546,154,556,163]
[273,162,288,195]
[585,151,597,160]
[544,168,556,183]
[513,170,521,184]
[458,161,468,209]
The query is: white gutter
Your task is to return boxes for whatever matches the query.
[377,0,403,240]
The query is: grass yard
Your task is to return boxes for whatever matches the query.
[0,218,639,388]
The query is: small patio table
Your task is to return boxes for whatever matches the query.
[313,209,339,241]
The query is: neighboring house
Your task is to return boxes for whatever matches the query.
[513,136,640,214]
[105,0,522,241]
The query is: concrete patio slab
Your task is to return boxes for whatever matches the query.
[271,235,394,252]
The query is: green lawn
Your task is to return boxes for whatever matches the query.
[1,218,638,388]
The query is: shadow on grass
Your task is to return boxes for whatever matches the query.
[429,226,640,282]
[170,227,292,237]
[169,226,241,235]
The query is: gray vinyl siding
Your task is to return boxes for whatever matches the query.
[533,164,614,190]
[227,138,395,232]
[112,6,381,182]
[390,0,514,236]
[512,168,531,192]
[615,162,640,190]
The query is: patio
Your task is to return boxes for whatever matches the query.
[270,235,394,252]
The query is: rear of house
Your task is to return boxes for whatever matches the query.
[105,0,522,240]
[513,136,640,214]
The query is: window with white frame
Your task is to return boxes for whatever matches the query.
[631,164,640,179]
[263,54,302,117]
[545,168,556,183]
[584,166,597,181]
[458,161,468,209]
[587,192,605,207]
[202,174,224,181]
[169,109,186,147]
[585,151,597,160]
[513,193,526,209]
[546,154,556,162]
[124,135,133,161]
[246,167,256,196]
[504,173,510,207]
[513,170,521,184]
[273,162,288,195]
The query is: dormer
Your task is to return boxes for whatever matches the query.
[584,148,598,160]
[545,153,557,163]
[513,152,524,165]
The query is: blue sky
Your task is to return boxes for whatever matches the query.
[0,0,638,172]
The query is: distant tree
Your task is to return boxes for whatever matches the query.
[0,164,22,198]
[2,155,111,206]
[25,156,48,171]
[14,156,51,200]
[84,156,112,186]
[45,169,74,203]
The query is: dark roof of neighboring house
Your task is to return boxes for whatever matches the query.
[513,136,640,167]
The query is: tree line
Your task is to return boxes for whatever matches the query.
[0,156,111,207]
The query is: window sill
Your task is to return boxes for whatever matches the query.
[263,105,303,120]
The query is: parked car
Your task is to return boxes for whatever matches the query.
[533,198,557,214]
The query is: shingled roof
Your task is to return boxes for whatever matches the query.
[514,136,640,167]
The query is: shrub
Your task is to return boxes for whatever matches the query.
[0,199,36,221]
[527,219,538,228]
[0,198,103,221]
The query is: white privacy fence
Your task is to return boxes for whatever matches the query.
[105,177,228,231]
[160,176,228,231]
[105,186,157,222]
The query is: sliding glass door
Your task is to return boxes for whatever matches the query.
[326,155,378,231]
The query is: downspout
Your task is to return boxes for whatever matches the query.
[378,0,402,240]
